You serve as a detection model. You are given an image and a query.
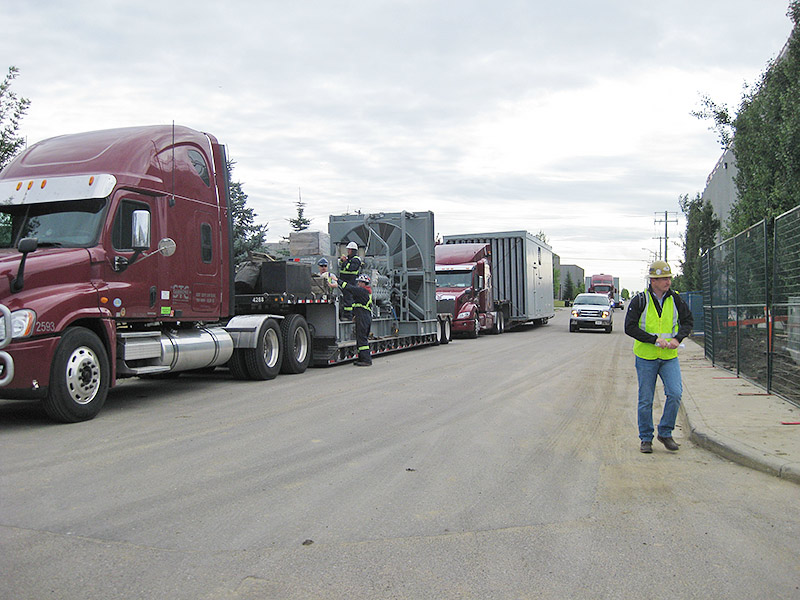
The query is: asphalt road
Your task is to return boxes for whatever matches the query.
[2,309,799,599]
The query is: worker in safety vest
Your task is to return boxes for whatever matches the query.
[348,273,373,366]
[624,260,693,454]
[317,257,338,289]
[338,241,362,318]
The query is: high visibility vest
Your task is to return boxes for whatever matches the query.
[634,292,679,360]
[352,294,372,313]
[339,256,361,278]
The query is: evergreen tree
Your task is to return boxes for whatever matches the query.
[228,161,268,264]
[288,190,311,232]
[564,272,575,301]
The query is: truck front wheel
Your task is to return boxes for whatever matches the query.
[467,316,480,339]
[43,327,110,422]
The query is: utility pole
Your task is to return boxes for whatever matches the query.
[654,211,678,263]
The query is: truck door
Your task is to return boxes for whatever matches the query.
[160,207,222,319]
[102,195,161,319]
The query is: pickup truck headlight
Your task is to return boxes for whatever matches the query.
[457,311,472,320]
[571,309,579,317]
[0,309,37,339]
[602,310,610,318]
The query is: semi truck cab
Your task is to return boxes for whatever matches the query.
[435,243,498,337]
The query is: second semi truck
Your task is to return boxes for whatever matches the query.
[435,231,555,336]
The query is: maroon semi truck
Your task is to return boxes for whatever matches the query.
[436,231,555,337]
[435,243,502,337]
[0,125,440,422]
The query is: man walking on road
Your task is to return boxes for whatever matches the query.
[625,260,693,454]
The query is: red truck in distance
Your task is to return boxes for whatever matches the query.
[587,273,617,308]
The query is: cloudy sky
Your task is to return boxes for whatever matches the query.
[2,1,795,292]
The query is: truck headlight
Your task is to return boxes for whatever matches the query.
[457,311,472,320]
[0,309,36,339]
[602,311,610,318]
[571,310,579,317]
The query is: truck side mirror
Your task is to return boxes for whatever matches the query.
[18,237,38,254]
[131,210,151,251]
[10,237,38,293]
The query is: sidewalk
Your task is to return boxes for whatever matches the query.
[680,337,800,485]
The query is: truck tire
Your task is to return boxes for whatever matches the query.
[280,314,311,374]
[605,324,613,333]
[467,316,479,339]
[42,327,110,423]
[491,311,504,334]
[440,317,451,345]
[227,349,251,380]
[243,318,282,380]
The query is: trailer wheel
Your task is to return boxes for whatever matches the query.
[42,327,109,423]
[243,318,282,380]
[467,316,480,339]
[440,317,451,345]
[280,314,311,374]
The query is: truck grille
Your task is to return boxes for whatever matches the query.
[437,298,456,315]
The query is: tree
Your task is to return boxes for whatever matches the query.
[553,267,560,298]
[728,3,800,235]
[288,189,311,232]
[0,66,31,171]
[691,95,734,150]
[679,192,719,290]
[693,2,800,236]
[564,271,575,301]
[621,288,630,300]
[228,161,268,264]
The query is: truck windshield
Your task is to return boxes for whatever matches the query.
[0,198,107,249]
[436,270,472,288]
[593,285,612,293]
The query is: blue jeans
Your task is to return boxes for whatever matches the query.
[635,356,682,441]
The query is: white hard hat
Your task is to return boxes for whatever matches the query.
[346,241,358,250]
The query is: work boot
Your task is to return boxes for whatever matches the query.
[657,436,680,451]
[640,441,653,453]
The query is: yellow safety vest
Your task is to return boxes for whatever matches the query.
[634,292,679,360]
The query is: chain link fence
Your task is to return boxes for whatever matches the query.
[701,204,800,407]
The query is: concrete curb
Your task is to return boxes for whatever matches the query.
[681,379,800,485]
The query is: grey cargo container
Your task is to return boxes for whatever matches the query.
[443,231,555,327]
